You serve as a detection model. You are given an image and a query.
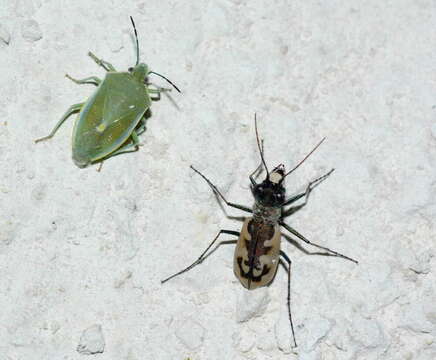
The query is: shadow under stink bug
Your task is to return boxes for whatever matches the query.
[162,114,358,347]
[35,17,180,168]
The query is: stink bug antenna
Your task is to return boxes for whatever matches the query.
[283,137,326,179]
[254,113,269,177]
[149,71,181,93]
[130,16,139,66]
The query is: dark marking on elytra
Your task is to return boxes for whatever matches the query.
[237,256,270,283]
[245,219,274,257]
[243,258,261,271]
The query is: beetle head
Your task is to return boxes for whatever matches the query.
[252,164,286,208]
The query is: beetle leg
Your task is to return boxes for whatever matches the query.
[280,221,358,264]
[35,103,84,143]
[191,165,253,214]
[279,251,297,348]
[249,139,265,186]
[281,169,334,218]
[88,51,116,72]
[65,74,101,86]
[249,162,262,186]
[161,229,240,284]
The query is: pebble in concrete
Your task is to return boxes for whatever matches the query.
[77,324,105,355]
[236,287,270,323]
[21,19,42,42]
[175,318,205,350]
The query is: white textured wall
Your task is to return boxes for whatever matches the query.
[1,1,435,359]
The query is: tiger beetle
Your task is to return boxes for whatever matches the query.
[162,114,358,347]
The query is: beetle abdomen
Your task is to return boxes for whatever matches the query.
[72,73,151,166]
[233,218,281,290]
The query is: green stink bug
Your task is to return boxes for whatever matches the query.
[35,17,180,168]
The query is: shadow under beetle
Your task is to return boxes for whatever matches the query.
[35,17,180,168]
[162,114,358,347]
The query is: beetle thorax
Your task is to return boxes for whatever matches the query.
[253,201,281,224]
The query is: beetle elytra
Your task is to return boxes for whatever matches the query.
[161,114,358,347]
[35,17,180,168]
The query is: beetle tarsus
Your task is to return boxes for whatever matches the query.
[280,251,298,348]
[161,229,239,284]
[280,221,358,264]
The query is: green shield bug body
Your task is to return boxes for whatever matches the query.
[36,17,180,168]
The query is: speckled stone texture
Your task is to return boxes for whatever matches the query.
[1,1,435,359]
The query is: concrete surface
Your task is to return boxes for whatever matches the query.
[1,0,435,359]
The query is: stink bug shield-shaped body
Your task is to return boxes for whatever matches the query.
[161,115,358,348]
[35,17,180,167]
[71,66,151,167]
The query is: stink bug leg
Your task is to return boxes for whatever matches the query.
[108,130,142,157]
[65,74,102,86]
[148,87,172,101]
[35,16,180,168]
[35,103,84,143]
[88,51,116,72]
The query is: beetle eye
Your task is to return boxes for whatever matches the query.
[128,67,133,72]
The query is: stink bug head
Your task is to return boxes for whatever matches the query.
[252,164,286,208]
[128,16,181,93]
[129,63,149,82]
[128,17,150,84]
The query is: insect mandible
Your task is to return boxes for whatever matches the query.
[161,114,358,347]
[35,17,180,168]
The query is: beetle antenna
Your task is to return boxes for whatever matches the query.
[130,16,139,66]
[283,137,326,179]
[254,113,269,177]
[149,71,181,93]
